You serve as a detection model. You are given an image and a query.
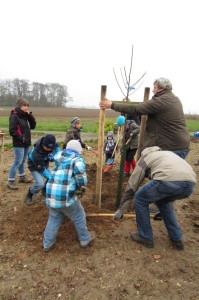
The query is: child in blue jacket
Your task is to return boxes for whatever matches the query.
[43,140,95,251]
[24,134,60,205]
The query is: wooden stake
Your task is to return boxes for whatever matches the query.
[94,85,107,207]
[0,131,5,203]
[136,87,150,160]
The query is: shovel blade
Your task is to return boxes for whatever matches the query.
[103,163,114,172]
[106,158,114,165]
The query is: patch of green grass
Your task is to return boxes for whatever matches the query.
[185,120,199,132]
[0,116,116,133]
[1,143,13,149]
[0,117,9,128]
[1,116,199,133]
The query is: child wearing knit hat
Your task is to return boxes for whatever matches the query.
[63,117,91,151]
[24,134,60,205]
[43,140,95,251]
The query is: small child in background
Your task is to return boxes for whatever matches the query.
[123,117,140,177]
[43,140,95,251]
[63,117,91,150]
[104,131,116,164]
[24,134,60,205]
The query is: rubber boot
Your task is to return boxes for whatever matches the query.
[24,188,34,205]
[194,159,199,166]
[124,160,131,174]
[131,159,136,170]
[123,160,131,177]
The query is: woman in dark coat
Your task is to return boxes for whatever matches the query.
[7,98,36,190]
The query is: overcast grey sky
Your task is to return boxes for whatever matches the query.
[0,0,198,113]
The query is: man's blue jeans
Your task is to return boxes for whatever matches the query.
[30,171,47,194]
[134,180,195,241]
[43,200,91,248]
[8,147,29,181]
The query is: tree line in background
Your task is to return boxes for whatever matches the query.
[0,78,72,107]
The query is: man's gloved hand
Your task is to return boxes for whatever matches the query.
[75,186,86,197]
[113,209,124,220]
[86,145,91,150]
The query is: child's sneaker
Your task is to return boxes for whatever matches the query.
[80,231,95,248]
[43,240,56,252]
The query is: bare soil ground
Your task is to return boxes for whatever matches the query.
[0,137,199,300]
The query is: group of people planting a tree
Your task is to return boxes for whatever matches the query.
[100,77,196,250]
[6,77,197,251]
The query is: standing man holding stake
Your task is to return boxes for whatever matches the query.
[99,78,190,158]
[100,78,191,219]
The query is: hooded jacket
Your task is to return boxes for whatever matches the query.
[128,146,196,193]
[28,137,60,179]
[123,120,140,149]
[9,107,36,147]
[63,126,86,149]
[111,90,190,151]
[45,150,87,208]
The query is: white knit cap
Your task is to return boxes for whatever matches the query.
[66,140,82,154]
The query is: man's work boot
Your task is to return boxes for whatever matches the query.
[7,181,18,190]
[194,159,199,166]
[130,232,154,248]
[18,175,32,183]
[24,188,34,205]
[170,239,184,250]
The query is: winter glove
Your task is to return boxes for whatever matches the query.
[42,168,51,180]
[75,186,86,197]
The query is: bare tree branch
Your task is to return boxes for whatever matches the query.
[128,45,134,87]
[113,45,146,100]
[124,67,128,90]
[130,71,147,90]
[129,80,144,96]
[120,68,127,89]
[113,67,126,98]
